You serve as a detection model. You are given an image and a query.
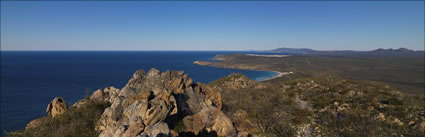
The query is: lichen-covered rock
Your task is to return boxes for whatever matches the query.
[46,97,67,117]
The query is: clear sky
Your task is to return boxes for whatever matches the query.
[1,1,424,51]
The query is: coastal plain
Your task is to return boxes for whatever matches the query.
[194,52,424,96]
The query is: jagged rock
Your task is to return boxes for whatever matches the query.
[91,87,121,103]
[91,89,107,102]
[182,87,208,114]
[104,86,121,102]
[124,118,145,137]
[195,83,223,109]
[97,96,125,131]
[94,69,232,137]
[184,106,236,137]
[158,90,178,116]
[143,97,170,126]
[123,100,149,125]
[119,68,192,98]
[74,86,120,109]
[46,97,67,117]
[139,122,170,137]
[72,98,88,109]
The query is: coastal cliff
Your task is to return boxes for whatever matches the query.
[6,69,425,137]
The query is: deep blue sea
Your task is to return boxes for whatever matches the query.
[0,51,283,134]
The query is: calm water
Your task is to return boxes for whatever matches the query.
[0,51,281,133]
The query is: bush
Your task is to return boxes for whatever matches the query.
[6,98,110,137]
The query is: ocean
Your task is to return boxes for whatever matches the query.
[0,51,281,134]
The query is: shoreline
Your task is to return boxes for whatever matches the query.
[193,60,293,82]
[256,70,293,82]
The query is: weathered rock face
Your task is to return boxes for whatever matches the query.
[139,122,170,137]
[46,97,67,117]
[91,86,121,103]
[72,86,120,109]
[96,68,234,137]
[183,106,236,137]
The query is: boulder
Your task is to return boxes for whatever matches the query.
[91,89,107,102]
[143,97,170,126]
[46,97,67,117]
[183,106,236,137]
[124,118,145,137]
[97,96,125,131]
[182,83,223,115]
[123,100,149,124]
[195,83,223,109]
[182,87,207,114]
[91,87,121,103]
[72,98,88,109]
[139,122,170,137]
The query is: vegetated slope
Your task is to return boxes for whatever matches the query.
[196,53,425,96]
[6,70,424,137]
[6,69,240,137]
[210,73,425,137]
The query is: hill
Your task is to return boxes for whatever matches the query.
[268,47,425,57]
[194,53,424,95]
[6,70,424,137]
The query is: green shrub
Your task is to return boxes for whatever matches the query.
[6,98,110,137]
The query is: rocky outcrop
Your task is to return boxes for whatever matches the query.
[183,106,236,137]
[96,68,235,137]
[46,97,67,117]
[224,73,256,89]
[90,86,120,103]
[210,73,257,89]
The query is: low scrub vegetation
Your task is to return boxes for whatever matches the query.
[214,76,425,137]
[6,98,110,137]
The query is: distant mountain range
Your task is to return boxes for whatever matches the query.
[266,47,424,56]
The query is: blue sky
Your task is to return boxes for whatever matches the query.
[1,1,424,51]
